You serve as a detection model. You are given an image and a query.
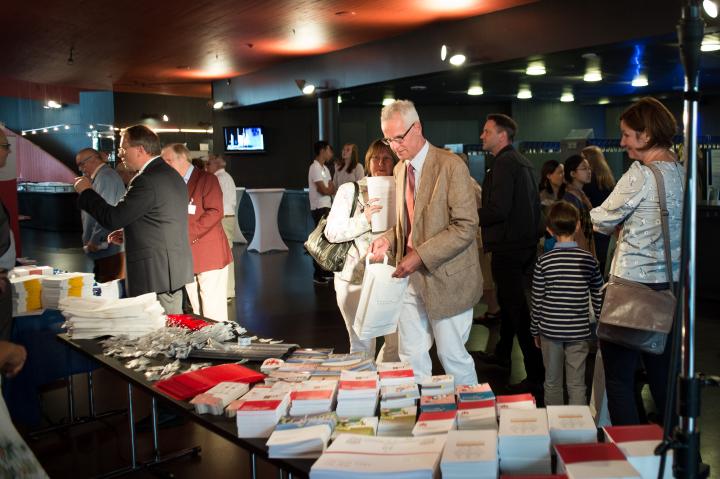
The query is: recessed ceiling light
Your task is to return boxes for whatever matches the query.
[598,97,610,105]
[704,0,718,18]
[517,85,532,99]
[560,88,574,102]
[382,97,395,106]
[302,83,315,95]
[162,114,169,122]
[449,54,466,66]
[701,34,720,51]
[337,95,342,104]
[582,53,602,82]
[64,125,70,130]
[584,71,602,82]
[440,45,447,61]
[468,85,484,96]
[526,60,546,76]
[213,101,224,109]
[631,74,649,87]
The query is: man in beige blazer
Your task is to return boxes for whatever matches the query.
[369,100,482,385]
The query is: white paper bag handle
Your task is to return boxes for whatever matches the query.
[366,254,389,266]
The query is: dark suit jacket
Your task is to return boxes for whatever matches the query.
[79,157,193,297]
[187,168,232,274]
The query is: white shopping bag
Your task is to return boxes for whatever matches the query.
[353,256,408,340]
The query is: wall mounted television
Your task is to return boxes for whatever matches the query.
[223,126,265,153]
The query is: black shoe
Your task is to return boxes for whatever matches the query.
[472,351,511,369]
[506,378,543,395]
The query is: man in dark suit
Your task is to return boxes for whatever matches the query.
[74,125,193,314]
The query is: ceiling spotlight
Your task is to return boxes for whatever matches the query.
[526,60,546,76]
[31,130,36,135]
[213,101,224,109]
[162,114,169,122]
[560,88,575,103]
[704,0,718,18]
[598,97,610,105]
[701,34,720,51]
[64,125,70,130]
[337,94,342,104]
[517,85,532,100]
[382,96,396,106]
[440,45,448,61]
[631,74,649,87]
[42,128,48,133]
[449,54,466,66]
[53,126,59,131]
[47,100,62,108]
[467,85,484,96]
[582,53,603,82]
[21,131,27,136]
[295,79,316,95]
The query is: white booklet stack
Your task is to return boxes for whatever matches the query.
[420,374,455,396]
[380,382,419,409]
[546,405,598,445]
[603,424,672,479]
[377,361,415,387]
[336,371,379,418]
[235,388,291,438]
[190,381,250,415]
[498,408,551,475]
[333,416,379,439]
[441,429,498,479]
[556,443,642,479]
[289,380,338,416]
[496,393,536,414]
[310,434,447,479]
[266,424,332,458]
[10,274,43,314]
[42,272,94,309]
[457,399,497,431]
[377,406,417,436]
[412,410,457,436]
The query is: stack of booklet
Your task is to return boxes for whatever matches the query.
[310,434,447,479]
[380,382,419,409]
[10,274,43,314]
[42,272,94,308]
[336,371,379,418]
[377,406,417,436]
[555,443,642,479]
[266,424,333,458]
[377,361,415,388]
[456,383,495,402]
[457,399,497,431]
[546,405,598,445]
[10,265,53,278]
[60,293,166,339]
[496,393,536,414]
[440,429,498,479]
[226,382,293,418]
[603,424,671,479]
[420,394,457,413]
[420,375,455,396]
[498,408,551,475]
[412,410,457,436]
[235,387,291,437]
[190,381,250,415]
[333,416,379,438]
[289,380,338,416]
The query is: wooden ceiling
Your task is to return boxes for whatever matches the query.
[1,0,535,98]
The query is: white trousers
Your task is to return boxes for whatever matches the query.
[398,283,477,385]
[221,216,236,298]
[334,275,399,361]
[186,264,229,322]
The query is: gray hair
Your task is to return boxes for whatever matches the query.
[381,99,420,128]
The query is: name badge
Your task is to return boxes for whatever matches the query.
[188,203,197,215]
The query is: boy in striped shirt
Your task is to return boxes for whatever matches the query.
[531,201,603,405]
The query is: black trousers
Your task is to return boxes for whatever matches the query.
[491,246,544,384]
[310,208,331,277]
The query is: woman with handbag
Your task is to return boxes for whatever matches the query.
[590,97,684,426]
[324,140,399,361]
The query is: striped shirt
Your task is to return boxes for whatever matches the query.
[530,242,604,341]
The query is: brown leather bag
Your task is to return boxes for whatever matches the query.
[597,163,677,354]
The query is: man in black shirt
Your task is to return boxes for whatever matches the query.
[0,129,14,341]
[476,114,544,392]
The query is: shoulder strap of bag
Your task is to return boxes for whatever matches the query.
[646,163,674,286]
[349,181,359,217]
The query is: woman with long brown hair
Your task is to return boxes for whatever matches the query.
[333,143,365,188]
[582,145,616,274]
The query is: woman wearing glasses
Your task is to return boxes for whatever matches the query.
[562,154,595,256]
[324,140,398,361]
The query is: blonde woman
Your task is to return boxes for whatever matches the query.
[324,140,398,361]
[582,145,616,274]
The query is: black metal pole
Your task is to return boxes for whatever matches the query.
[671,1,706,478]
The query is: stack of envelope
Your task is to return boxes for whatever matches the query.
[60,292,165,339]
[498,408,551,475]
[10,274,43,314]
[42,272,94,309]
[441,429,498,479]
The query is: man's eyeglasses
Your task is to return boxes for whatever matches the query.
[76,154,97,169]
[382,123,415,146]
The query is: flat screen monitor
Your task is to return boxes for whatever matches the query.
[224,126,265,153]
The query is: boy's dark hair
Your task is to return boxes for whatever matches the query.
[547,200,579,237]
[313,140,330,157]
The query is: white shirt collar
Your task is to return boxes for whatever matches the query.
[407,140,429,181]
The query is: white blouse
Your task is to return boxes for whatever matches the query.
[590,160,684,283]
[324,178,374,284]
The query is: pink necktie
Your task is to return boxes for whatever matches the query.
[405,163,415,252]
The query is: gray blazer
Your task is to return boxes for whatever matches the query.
[79,157,193,297]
